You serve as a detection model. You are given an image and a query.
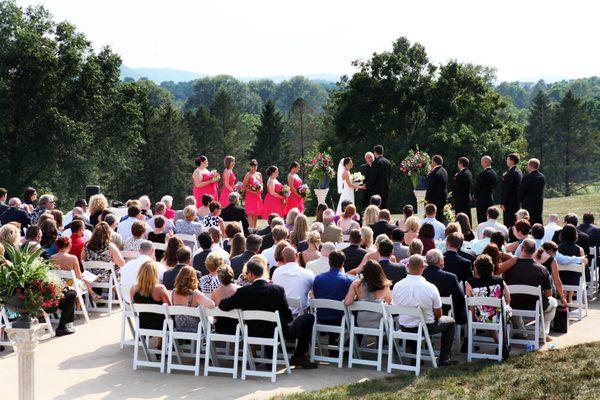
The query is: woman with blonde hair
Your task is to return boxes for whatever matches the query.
[0,224,21,249]
[360,226,375,252]
[363,205,380,226]
[285,207,300,232]
[403,215,421,245]
[172,265,214,332]
[400,239,424,267]
[299,231,321,267]
[290,213,309,251]
[238,254,271,285]
[200,252,225,294]
[88,194,109,227]
[130,261,171,331]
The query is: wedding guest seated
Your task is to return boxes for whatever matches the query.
[534,242,568,306]
[334,200,361,224]
[362,205,380,226]
[175,196,197,222]
[196,194,213,219]
[376,238,407,285]
[579,213,600,245]
[476,207,508,239]
[30,194,56,225]
[482,243,517,275]
[285,208,300,232]
[131,261,171,336]
[82,222,126,280]
[220,192,250,236]
[370,209,397,238]
[208,226,230,261]
[160,195,176,221]
[310,221,324,235]
[344,260,391,328]
[51,278,78,337]
[22,186,37,213]
[361,226,376,252]
[68,220,86,263]
[421,204,446,240]
[51,209,64,233]
[321,209,343,243]
[369,194,382,207]
[219,259,318,369]
[262,225,289,268]
[174,205,204,238]
[508,209,530,242]
[0,225,22,256]
[63,206,93,233]
[503,238,556,341]
[418,223,436,254]
[336,203,360,236]
[50,237,98,300]
[543,214,562,242]
[147,216,168,260]
[392,254,457,366]
[138,195,153,219]
[466,254,511,344]
[472,227,496,255]
[272,246,315,314]
[556,224,587,302]
[0,187,8,215]
[391,229,409,261]
[103,214,124,250]
[299,231,321,267]
[147,202,174,233]
[88,194,108,227]
[230,234,262,278]
[211,265,241,334]
[437,222,461,253]
[403,216,421,245]
[229,233,245,258]
[223,222,242,253]
[239,254,271,285]
[456,213,475,241]
[0,198,31,230]
[202,201,225,232]
[312,250,354,346]
[161,236,184,268]
[192,232,213,275]
[124,221,146,252]
[352,234,397,273]
[341,229,368,271]
[396,205,414,231]
[120,241,164,303]
[39,219,59,257]
[291,214,310,252]
[506,219,531,254]
[552,214,591,262]
[172,266,215,332]
[306,242,336,276]
[443,233,473,283]
[117,205,150,240]
[399,239,424,268]
[22,225,42,253]
[423,249,466,325]
[163,246,200,290]
[260,216,284,252]
[257,213,278,236]
[199,252,225,294]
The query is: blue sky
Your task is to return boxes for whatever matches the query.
[16,0,600,81]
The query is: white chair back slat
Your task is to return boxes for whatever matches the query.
[122,250,141,260]
[83,260,114,270]
[309,298,346,311]
[346,300,385,314]
[557,263,584,274]
[465,296,502,308]
[153,242,167,251]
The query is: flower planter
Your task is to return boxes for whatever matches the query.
[5,292,33,329]
[414,189,427,217]
[314,188,329,205]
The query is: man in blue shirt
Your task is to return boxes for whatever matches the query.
[312,250,355,348]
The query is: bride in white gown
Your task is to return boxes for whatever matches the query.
[336,157,362,215]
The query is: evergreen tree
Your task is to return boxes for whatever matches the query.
[210,88,251,159]
[525,91,552,166]
[250,100,286,169]
[287,97,320,161]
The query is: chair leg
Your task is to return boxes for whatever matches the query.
[203,335,211,376]
[376,331,383,372]
[467,323,473,363]
[271,340,278,383]
[167,333,174,374]
[338,324,345,368]
[120,314,126,350]
[133,331,140,370]
[232,335,240,379]
[415,337,422,376]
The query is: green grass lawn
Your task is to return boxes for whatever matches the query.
[279,342,600,400]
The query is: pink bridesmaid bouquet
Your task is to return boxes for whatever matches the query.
[249,182,263,192]
[210,170,221,182]
[298,184,309,198]
[280,185,291,197]
[233,182,244,194]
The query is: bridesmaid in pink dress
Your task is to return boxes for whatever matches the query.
[243,159,264,228]
[219,155,236,206]
[262,166,286,219]
[284,161,305,215]
[192,156,219,206]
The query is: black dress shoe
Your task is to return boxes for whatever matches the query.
[438,359,459,367]
[290,355,318,369]
[55,327,75,337]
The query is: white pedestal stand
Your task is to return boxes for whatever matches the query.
[314,188,329,205]
[7,326,44,400]
[413,189,427,217]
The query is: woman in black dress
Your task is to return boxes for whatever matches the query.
[131,261,171,331]
[556,225,586,303]
[534,241,568,306]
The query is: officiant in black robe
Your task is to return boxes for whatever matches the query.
[359,152,374,211]
[370,145,392,209]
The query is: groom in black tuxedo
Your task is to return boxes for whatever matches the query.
[370,145,392,209]
[359,152,374,211]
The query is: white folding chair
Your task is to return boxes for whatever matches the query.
[239,310,291,382]
[121,250,140,261]
[202,307,242,378]
[383,304,437,376]
[309,299,349,368]
[83,261,120,315]
[440,296,461,350]
[1,306,13,350]
[286,297,305,316]
[48,269,90,323]
[506,285,545,349]
[107,207,128,219]
[153,242,167,251]
[557,263,589,321]
[113,278,136,349]
[175,234,198,252]
[346,301,386,371]
[132,303,168,372]
[465,296,506,362]
[166,305,204,375]
[588,246,598,299]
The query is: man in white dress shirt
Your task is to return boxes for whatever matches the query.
[542,214,561,242]
[392,254,456,366]
[272,246,315,315]
[420,204,446,241]
[261,225,289,267]
[475,206,508,239]
[306,242,336,276]
[119,241,165,304]
[117,205,151,239]
[147,202,175,232]
[207,226,230,262]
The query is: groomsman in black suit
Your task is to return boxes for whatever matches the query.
[519,158,546,225]
[425,155,448,222]
[453,157,473,226]
[473,155,498,225]
[359,152,374,211]
[370,145,392,209]
[501,153,523,228]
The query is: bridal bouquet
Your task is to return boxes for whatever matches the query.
[304,148,336,189]
[298,184,309,198]
[400,147,431,189]
[351,172,365,186]
[233,182,244,194]
[210,170,221,182]
[280,185,291,197]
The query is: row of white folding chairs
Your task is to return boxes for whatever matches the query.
[131,303,291,382]
[48,269,90,323]
[82,261,122,315]
[557,263,589,321]
[587,246,598,300]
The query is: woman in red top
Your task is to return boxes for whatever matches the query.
[284,161,305,215]
[243,159,263,228]
[219,156,236,207]
[262,166,286,219]
[193,156,218,205]
[68,220,86,266]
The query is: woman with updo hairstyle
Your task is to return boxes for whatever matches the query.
[219,155,237,207]
[192,155,218,206]
[396,205,414,230]
[211,265,240,334]
[197,193,213,218]
[262,165,286,219]
[161,236,184,268]
[50,237,98,299]
[243,159,263,228]
[284,161,305,214]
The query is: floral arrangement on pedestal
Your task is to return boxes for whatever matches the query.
[0,245,64,328]
[303,148,336,189]
[399,147,431,189]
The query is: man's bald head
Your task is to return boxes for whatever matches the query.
[282,246,297,263]
[481,156,492,168]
